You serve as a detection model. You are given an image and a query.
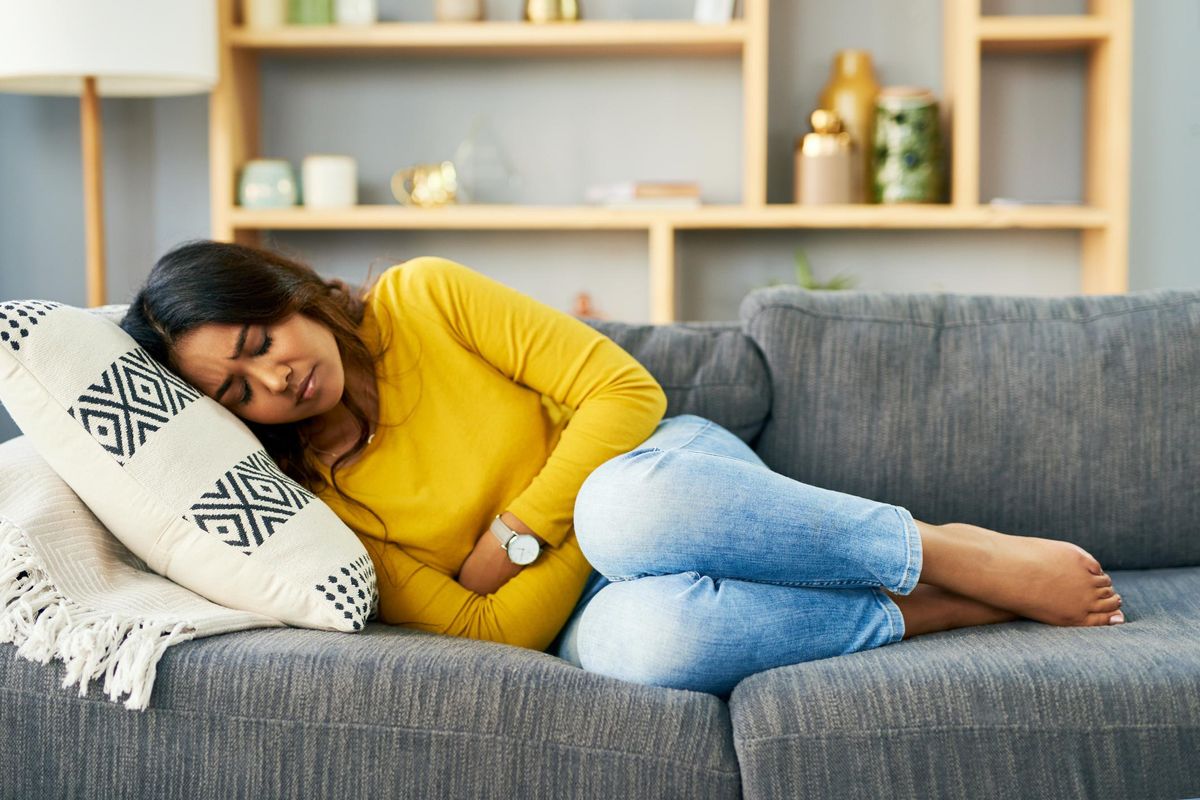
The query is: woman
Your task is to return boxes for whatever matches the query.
[121,239,1125,699]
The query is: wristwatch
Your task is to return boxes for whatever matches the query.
[489,515,541,566]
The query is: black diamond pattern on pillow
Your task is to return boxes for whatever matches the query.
[69,348,202,465]
[315,553,379,630]
[0,300,60,352]
[185,450,314,554]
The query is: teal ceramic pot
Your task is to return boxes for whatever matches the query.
[238,159,299,208]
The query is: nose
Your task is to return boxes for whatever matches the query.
[250,362,292,395]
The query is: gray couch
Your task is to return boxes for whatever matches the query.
[3,284,1198,799]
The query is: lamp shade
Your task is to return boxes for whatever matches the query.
[0,0,217,97]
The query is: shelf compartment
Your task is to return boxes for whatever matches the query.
[228,204,1108,230]
[228,21,748,57]
[978,16,1111,52]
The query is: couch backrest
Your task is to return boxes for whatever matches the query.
[740,286,1200,570]
[583,319,770,444]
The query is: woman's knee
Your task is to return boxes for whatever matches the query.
[573,450,665,566]
[574,574,736,696]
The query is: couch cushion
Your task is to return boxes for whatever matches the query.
[727,566,1200,800]
[584,319,770,445]
[740,287,1200,569]
[0,622,742,798]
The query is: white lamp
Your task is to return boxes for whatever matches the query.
[0,1,218,307]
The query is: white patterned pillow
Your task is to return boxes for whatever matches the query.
[0,299,378,631]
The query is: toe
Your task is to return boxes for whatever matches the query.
[1094,593,1122,613]
[1085,610,1124,626]
[1093,574,1113,587]
[1070,543,1104,575]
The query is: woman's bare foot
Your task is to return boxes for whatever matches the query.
[883,584,1020,638]
[912,520,1126,627]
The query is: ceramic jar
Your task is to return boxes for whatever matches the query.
[238,160,298,208]
[817,49,880,203]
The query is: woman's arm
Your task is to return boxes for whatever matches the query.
[456,511,548,595]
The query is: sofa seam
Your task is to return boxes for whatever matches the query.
[732,721,1200,747]
[742,295,1200,331]
[0,685,744,779]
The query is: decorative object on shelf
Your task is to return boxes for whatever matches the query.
[794,109,855,205]
[300,155,358,208]
[239,159,299,208]
[245,0,288,29]
[289,0,333,24]
[435,0,485,22]
[523,0,580,23]
[334,0,377,25]
[391,161,459,207]
[873,86,945,204]
[693,0,736,24]
[585,181,701,208]
[818,49,880,203]
[755,248,858,292]
[0,1,217,308]
[452,114,521,203]
[571,292,608,320]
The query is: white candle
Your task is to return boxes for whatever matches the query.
[301,155,358,209]
[335,0,378,25]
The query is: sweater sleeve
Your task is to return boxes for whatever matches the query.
[395,256,669,548]
[358,523,595,652]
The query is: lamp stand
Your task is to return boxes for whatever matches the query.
[81,76,107,308]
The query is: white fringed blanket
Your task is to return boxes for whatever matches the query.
[0,435,283,711]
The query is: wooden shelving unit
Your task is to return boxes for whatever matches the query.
[210,0,1131,323]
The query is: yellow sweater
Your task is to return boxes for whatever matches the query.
[311,256,668,651]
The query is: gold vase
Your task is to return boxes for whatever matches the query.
[818,50,880,203]
[524,0,580,23]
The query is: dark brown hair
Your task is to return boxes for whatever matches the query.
[120,239,398,579]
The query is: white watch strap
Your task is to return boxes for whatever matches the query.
[489,515,514,551]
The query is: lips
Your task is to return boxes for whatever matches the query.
[296,367,315,405]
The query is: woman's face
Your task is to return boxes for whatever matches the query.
[173,312,344,425]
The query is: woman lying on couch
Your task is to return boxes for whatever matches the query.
[118,239,1126,699]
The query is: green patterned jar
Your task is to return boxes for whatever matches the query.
[872,87,945,204]
[290,0,333,24]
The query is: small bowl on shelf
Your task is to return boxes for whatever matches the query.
[238,159,298,208]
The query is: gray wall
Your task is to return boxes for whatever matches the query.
[2,0,1197,442]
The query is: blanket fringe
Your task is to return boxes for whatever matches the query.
[0,519,195,711]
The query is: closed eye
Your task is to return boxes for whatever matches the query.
[238,330,274,405]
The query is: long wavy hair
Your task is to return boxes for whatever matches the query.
[119,239,396,554]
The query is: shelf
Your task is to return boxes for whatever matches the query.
[228,204,1109,231]
[212,0,1131,321]
[978,15,1111,52]
[228,20,748,57]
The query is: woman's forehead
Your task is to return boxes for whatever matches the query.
[180,322,243,353]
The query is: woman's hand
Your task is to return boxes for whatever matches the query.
[456,512,547,596]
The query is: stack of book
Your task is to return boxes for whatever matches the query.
[585,181,702,209]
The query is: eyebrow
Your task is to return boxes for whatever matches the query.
[213,323,250,403]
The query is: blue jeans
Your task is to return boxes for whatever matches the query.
[546,414,923,699]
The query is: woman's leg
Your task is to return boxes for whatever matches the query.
[575,414,1123,628]
[571,571,905,699]
[574,414,922,596]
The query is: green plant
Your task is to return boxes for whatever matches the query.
[758,248,858,291]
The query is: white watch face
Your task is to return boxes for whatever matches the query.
[508,535,540,565]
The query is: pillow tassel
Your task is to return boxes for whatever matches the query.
[0,518,196,711]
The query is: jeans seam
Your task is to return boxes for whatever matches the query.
[872,586,904,643]
[894,506,918,594]
[674,418,715,451]
[590,572,880,589]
